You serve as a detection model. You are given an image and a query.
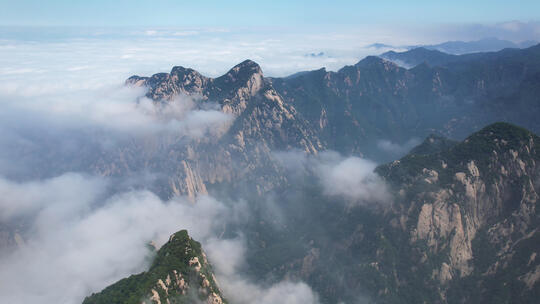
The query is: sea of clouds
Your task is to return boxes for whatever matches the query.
[0,23,538,303]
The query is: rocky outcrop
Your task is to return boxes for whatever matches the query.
[377,122,540,302]
[122,59,322,200]
[169,161,208,200]
[127,59,265,111]
[83,230,226,304]
[281,123,540,303]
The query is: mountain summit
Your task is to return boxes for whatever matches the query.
[213,59,264,98]
[83,230,226,304]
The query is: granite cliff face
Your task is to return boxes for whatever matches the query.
[372,123,540,302]
[236,123,540,304]
[83,230,226,304]
[123,60,322,200]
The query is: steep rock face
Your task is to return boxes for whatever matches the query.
[127,59,266,114]
[83,230,226,304]
[258,123,540,304]
[123,60,321,199]
[271,56,419,157]
[127,67,210,100]
[376,122,540,302]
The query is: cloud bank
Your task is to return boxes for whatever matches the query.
[4,24,536,83]
[0,84,231,137]
[0,173,225,303]
[0,80,232,180]
[205,237,321,304]
[0,173,320,304]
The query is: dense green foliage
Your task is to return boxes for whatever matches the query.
[378,122,540,186]
[83,230,225,304]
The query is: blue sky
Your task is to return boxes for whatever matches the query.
[1,0,539,27]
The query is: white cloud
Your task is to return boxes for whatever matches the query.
[499,21,523,32]
[0,173,106,221]
[315,152,391,205]
[0,173,232,303]
[0,27,421,82]
[0,81,233,179]
[0,172,320,304]
[223,279,321,304]
[274,151,391,205]
[0,84,232,137]
[205,237,321,304]
[423,21,540,43]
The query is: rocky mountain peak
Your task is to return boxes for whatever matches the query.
[375,122,540,301]
[408,134,459,156]
[354,55,398,70]
[83,230,226,304]
[466,122,536,144]
[170,65,202,79]
[168,65,209,96]
[222,59,263,83]
[214,59,264,97]
[230,59,262,74]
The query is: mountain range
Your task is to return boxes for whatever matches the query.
[84,230,226,304]
[72,43,540,303]
[3,41,540,303]
[370,37,538,55]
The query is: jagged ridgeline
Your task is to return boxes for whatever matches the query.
[11,44,540,201]
[111,43,540,201]
[127,43,540,163]
[83,230,226,304]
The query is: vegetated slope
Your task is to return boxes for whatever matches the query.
[83,230,226,304]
